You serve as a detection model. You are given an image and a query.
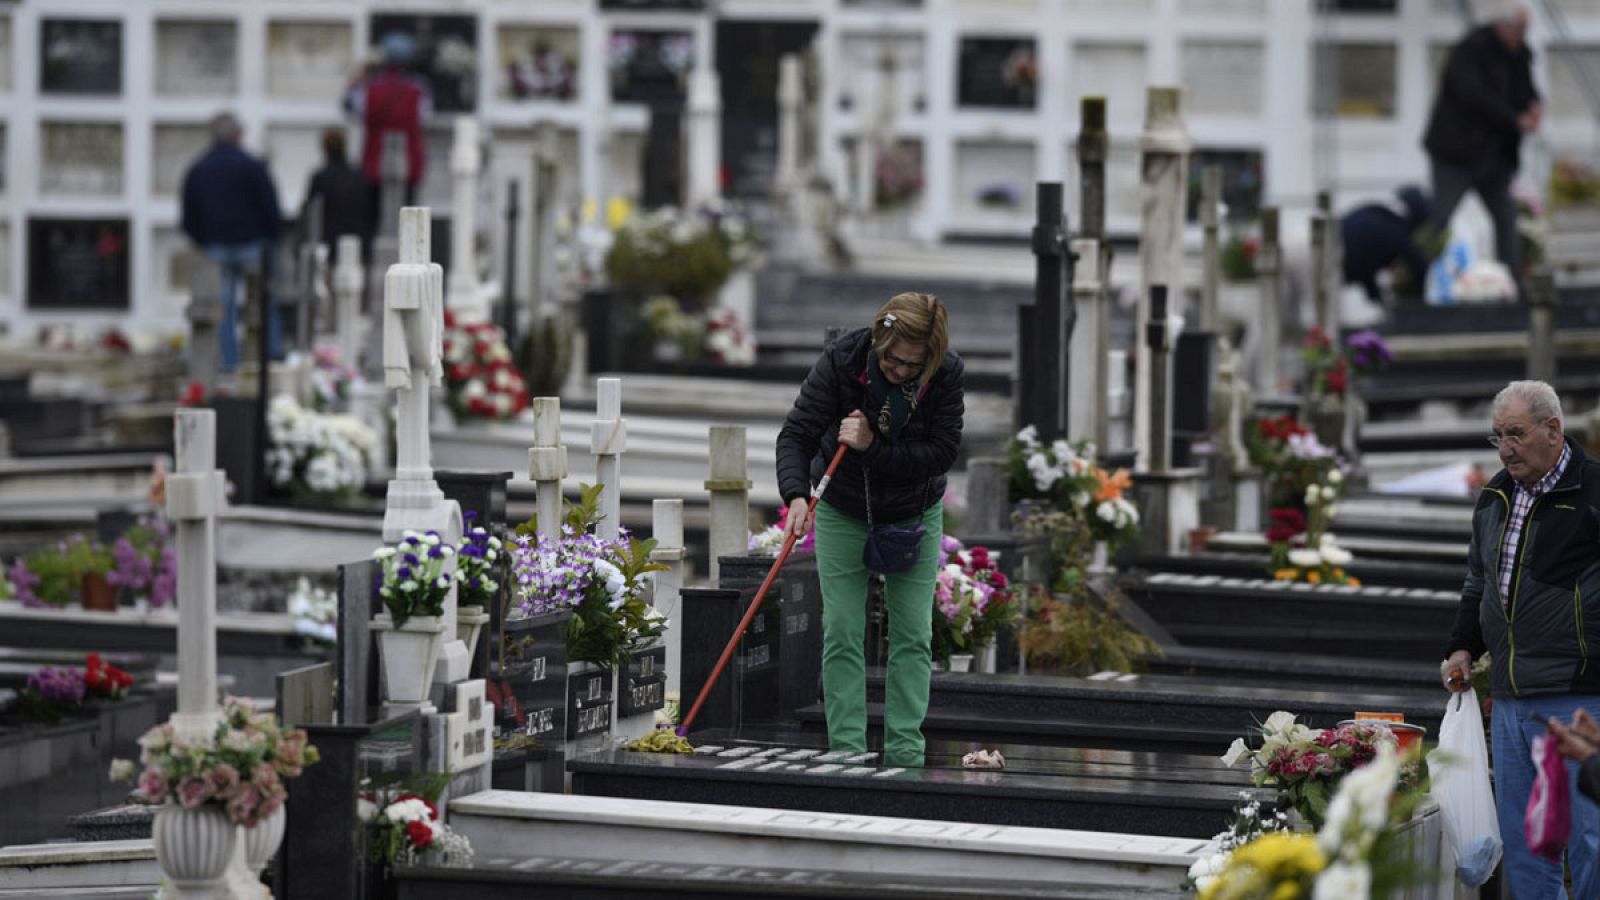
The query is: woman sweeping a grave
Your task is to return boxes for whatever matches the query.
[775,292,964,769]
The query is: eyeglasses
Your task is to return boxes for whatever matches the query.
[882,351,926,375]
[1487,424,1546,448]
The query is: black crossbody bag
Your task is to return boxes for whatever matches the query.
[862,467,931,574]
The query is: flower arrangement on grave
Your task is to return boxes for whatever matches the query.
[506,40,577,100]
[1299,325,1390,400]
[1551,157,1600,209]
[1183,791,1293,893]
[1001,46,1038,96]
[308,346,359,413]
[1245,415,1344,512]
[875,143,925,210]
[1451,260,1518,302]
[1265,469,1358,586]
[359,776,473,868]
[510,484,669,667]
[1219,711,1420,830]
[373,531,456,629]
[287,576,338,645]
[265,394,379,503]
[113,697,319,828]
[8,534,114,609]
[1007,426,1141,550]
[108,518,178,609]
[441,312,531,422]
[604,203,754,308]
[642,295,707,362]
[454,516,503,612]
[1221,234,1259,282]
[748,504,816,556]
[704,309,756,365]
[15,654,134,724]
[931,536,1020,664]
[1197,743,1428,899]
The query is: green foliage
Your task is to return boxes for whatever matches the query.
[516,482,605,539]
[25,536,112,607]
[1221,233,1258,281]
[1017,586,1164,675]
[515,314,573,398]
[566,535,670,668]
[604,212,739,307]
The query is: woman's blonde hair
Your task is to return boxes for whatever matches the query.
[870,292,949,383]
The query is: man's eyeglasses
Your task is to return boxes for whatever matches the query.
[1487,424,1546,448]
[882,352,926,375]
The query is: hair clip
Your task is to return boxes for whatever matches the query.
[882,313,898,326]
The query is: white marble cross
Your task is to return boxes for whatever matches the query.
[705,426,752,586]
[165,409,228,743]
[446,117,487,322]
[529,397,567,539]
[332,234,363,376]
[651,499,687,702]
[591,378,628,542]
[686,18,722,209]
[1134,87,1190,471]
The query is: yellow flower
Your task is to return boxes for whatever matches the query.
[1273,568,1301,582]
[1306,570,1321,585]
[1199,833,1326,900]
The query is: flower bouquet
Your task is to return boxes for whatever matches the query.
[308,346,359,413]
[15,654,133,724]
[1220,711,1403,828]
[1266,469,1358,586]
[287,576,338,645]
[605,203,753,308]
[360,788,473,869]
[8,534,115,609]
[454,516,504,611]
[113,697,318,828]
[265,394,379,503]
[1246,415,1343,511]
[748,504,814,556]
[374,531,455,629]
[941,538,1020,653]
[1008,426,1142,552]
[441,312,530,421]
[108,518,178,609]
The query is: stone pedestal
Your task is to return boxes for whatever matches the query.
[1130,469,1205,558]
[705,426,752,586]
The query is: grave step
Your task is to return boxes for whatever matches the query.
[1143,645,1440,694]
[860,669,1444,738]
[1121,550,1463,593]
[450,789,1203,895]
[570,744,1243,839]
[1124,572,1457,661]
[0,838,157,898]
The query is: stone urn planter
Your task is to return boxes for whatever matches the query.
[242,805,286,874]
[371,613,446,706]
[152,804,237,890]
[456,605,491,671]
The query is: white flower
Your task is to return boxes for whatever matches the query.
[108,758,137,782]
[1015,425,1039,447]
[1327,469,1343,485]
[1313,862,1371,899]
[1072,490,1091,509]
[1305,485,1322,507]
[1288,548,1323,568]
[1325,504,1339,520]
[1221,737,1251,767]
[1321,546,1353,567]
[400,580,418,592]
[1320,485,1337,503]
[358,797,378,822]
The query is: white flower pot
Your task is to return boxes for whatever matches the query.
[456,606,491,671]
[1087,540,1110,574]
[243,805,287,873]
[975,642,998,675]
[372,613,446,705]
[152,804,237,889]
[948,653,974,673]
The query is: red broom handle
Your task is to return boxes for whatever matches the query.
[678,442,849,737]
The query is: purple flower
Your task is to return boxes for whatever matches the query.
[9,560,44,608]
[28,665,86,703]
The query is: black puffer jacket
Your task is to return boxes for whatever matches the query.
[775,328,964,523]
[1423,24,1538,170]
[1447,437,1600,697]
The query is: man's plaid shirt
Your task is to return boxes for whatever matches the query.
[1500,443,1572,609]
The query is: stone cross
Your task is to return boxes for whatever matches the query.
[1106,348,1132,452]
[1316,191,1342,339]
[1068,236,1108,451]
[591,378,628,543]
[333,234,364,375]
[1199,165,1222,334]
[166,409,227,743]
[381,206,468,686]
[777,54,803,197]
[529,397,567,540]
[1255,206,1283,394]
[1134,87,1191,471]
[705,426,752,585]
[187,260,222,396]
[686,15,722,209]
[651,499,688,701]
[532,126,561,319]
[447,117,486,321]
[1147,286,1175,473]
[1310,213,1332,340]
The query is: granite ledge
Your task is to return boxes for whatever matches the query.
[0,839,154,867]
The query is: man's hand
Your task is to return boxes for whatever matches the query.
[782,497,811,544]
[1441,649,1473,692]
[839,411,874,451]
[1550,713,1600,765]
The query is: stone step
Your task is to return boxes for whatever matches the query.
[1203,531,1466,565]
[1122,550,1463,593]
[570,740,1247,840]
[1142,645,1440,693]
[0,839,156,898]
[1124,572,1457,661]
[450,789,1203,895]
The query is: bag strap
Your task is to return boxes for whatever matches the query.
[862,464,931,528]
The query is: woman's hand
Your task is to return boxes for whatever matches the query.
[839,411,874,451]
[782,497,811,543]
[1550,714,1600,765]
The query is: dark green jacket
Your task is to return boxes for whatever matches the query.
[1448,437,1600,697]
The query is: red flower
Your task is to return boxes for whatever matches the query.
[406,819,434,849]
[990,571,1009,590]
[178,381,206,407]
[1303,325,1330,350]
[1265,507,1307,543]
[1325,360,1348,395]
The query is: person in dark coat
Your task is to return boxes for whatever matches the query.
[299,128,373,268]
[775,293,963,768]
[1341,186,1431,302]
[180,112,284,373]
[1422,2,1540,287]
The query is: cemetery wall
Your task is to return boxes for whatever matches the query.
[0,0,1597,338]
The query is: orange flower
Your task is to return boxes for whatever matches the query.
[1346,577,1361,587]
[1094,468,1133,503]
[1273,568,1300,582]
[1306,570,1322,585]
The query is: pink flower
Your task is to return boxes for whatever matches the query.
[208,763,240,793]
[226,786,262,825]
[137,768,169,803]
[178,776,212,810]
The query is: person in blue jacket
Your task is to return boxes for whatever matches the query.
[1340,186,1431,303]
[180,113,284,373]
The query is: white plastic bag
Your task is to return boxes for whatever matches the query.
[1427,687,1503,887]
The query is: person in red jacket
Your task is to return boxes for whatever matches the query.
[346,32,432,223]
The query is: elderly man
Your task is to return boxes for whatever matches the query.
[1442,380,1600,898]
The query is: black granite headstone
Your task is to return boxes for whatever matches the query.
[489,610,569,746]
[618,645,667,718]
[211,395,265,507]
[680,586,782,733]
[40,19,122,95]
[438,469,512,679]
[717,554,821,720]
[27,217,131,310]
[567,662,613,740]
[337,559,381,724]
[276,661,335,729]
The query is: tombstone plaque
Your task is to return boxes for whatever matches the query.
[277,661,335,729]
[266,21,354,101]
[155,20,237,96]
[619,645,668,718]
[956,37,1037,110]
[40,19,121,95]
[609,30,694,104]
[448,679,491,770]
[1180,41,1263,117]
[40,122,123,196]
[489,610,569,747]
[1185,150,1263,223]
[0,17,13,94]
[152,124,210,196]
[497,25,580,101]
[27,218,129,311]
[680,585,782,733]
